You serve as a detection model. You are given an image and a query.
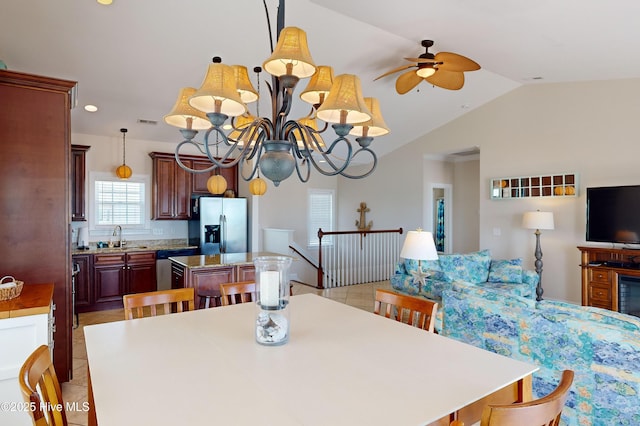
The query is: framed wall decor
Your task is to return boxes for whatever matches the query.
[490,173,578,199]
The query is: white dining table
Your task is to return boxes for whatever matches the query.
[85,293,536,426]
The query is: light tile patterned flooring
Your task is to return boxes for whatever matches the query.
[62,280,392,426]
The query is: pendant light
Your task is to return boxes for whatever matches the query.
[207,174,227,195]
[115,128,132,179]
[249,176,267,196]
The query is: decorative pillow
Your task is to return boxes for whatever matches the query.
[488,259,523,283]
[439,249,491,283]
[404,258,448,281]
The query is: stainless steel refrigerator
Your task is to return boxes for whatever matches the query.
[188,197,248,253]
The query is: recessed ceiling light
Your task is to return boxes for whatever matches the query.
[97,0,113,5]
[84,105,98,112]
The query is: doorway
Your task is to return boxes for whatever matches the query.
[429,184,452,253]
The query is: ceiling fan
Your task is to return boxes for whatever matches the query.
[375,40,481,94]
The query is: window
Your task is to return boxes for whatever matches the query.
[94,177,146,228]
[308,189,335,246]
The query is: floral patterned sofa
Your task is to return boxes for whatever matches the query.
[390,249,539,304]
[442,282,640,426]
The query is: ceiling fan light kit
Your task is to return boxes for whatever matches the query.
[164,0,389,191]
[375,39,480,94]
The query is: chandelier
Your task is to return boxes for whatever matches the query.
[163,0,389,195]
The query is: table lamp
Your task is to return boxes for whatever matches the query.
[522,210,555,301]
[400,229,439,292]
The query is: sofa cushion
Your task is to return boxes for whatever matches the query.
[439,249,491,283]
[488,258,523,283]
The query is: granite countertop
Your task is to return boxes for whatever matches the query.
[169,252,291,269]
[72,244,198,256]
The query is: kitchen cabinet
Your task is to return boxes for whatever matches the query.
[150,152,239,220]
[73,254,92,310]
[0,70,76,382]
[86,251,157,311]
[192,157,238,196]
[71,145,90,221]
[149,152,192,220]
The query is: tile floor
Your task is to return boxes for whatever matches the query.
[62,280,392,426]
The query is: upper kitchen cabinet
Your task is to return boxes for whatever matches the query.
[0,70,76,382]
[192,157,238,196]
[149,152,238,220]
[71,145,90,221]
[149,152,192,220]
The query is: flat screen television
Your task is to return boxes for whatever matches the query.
[586,185,640,244]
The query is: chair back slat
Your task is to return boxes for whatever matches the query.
[123,288,195,320]
[374,289,438,333]
[219,281,257,306]
[19,345,68,426]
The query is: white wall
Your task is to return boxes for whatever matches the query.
[452,159,480,253]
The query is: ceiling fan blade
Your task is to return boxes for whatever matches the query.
[374,64,416,81]
[425,69,465,90]
[435,52,481,72]
[396,70,423,94]
[404,57,438,64]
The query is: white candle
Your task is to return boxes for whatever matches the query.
[260,271,280,307]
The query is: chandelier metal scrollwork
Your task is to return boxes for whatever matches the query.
[163,0,390,194]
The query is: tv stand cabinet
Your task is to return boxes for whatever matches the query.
[578,246,640,311]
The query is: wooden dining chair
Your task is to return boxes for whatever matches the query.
[450,370,574,426]
[123,287,195,320]
[219,281,257,306]
[19,345,67,426]
[374,289,438,333]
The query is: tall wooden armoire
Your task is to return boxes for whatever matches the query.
[0,70,76,381]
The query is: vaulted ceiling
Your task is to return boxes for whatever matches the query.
[1,0,639,158]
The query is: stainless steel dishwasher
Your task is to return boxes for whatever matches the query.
[156,248,198,290]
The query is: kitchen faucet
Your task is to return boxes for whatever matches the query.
[112,225,124,248]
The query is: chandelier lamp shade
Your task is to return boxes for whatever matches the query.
[163,0,389,193]
[115,128,132,180]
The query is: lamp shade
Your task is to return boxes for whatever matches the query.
[164,87,211,130]
[263,27,316,79]
[228,114,258,146]
[316,74,371,125]
[300,65,334,105]
[522,211,555,230]
[349,97,390,137]
[189,63,247,117]
[232,65,259,104]
[292,117,325,149]
[400,230,439,261]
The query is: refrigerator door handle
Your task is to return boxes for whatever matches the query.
[220,214,226,253]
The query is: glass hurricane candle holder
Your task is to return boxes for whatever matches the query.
[254,255,292,346]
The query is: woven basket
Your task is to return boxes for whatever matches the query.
[0,276,24,301]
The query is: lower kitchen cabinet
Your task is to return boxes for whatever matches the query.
[73,254,92,310]
[74,251,157,312]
